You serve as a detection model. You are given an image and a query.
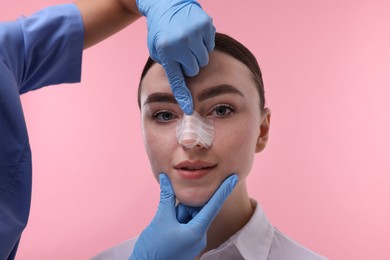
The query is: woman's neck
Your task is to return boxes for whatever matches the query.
[199,182,254,257]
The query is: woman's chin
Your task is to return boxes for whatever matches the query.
[175,191,214,208]
[178,199,207,208]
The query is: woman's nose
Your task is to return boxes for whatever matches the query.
[179,135,207,150]
[176,111,214,150]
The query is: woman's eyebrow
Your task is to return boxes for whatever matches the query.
[143,92,177,107]
[197,84,244,102]
[143,84,244,106]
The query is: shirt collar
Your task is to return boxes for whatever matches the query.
[202,199,274,260]
[234,199,275,260]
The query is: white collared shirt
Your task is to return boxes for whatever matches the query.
[92,200,326,260]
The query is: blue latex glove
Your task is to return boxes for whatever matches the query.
[136,0,216,115]
[129,173,238,260]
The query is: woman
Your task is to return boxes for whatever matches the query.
[95,33,326,260]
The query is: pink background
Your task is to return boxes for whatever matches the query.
[2,0,390,259]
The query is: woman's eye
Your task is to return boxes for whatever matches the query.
[153,110,177,122]
[210,104,234,118]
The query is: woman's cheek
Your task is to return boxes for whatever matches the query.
[214,121,257,176]
[214,120,253,149]
[144,127,176,175]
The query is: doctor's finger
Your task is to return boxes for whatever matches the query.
[204,22,216,53]
[176,203,201,223]
[163,61,193,115]
[177,50,199,77]
[157,173,176,213]
[190,41,209,68]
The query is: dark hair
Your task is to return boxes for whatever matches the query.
[138,32,265,110]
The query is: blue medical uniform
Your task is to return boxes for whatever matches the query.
[0,4,84,259]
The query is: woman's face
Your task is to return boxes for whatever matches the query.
[140,51,270,207]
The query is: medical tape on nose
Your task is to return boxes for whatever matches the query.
[176,111,214,149]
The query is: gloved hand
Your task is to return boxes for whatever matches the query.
[129,173,237,260]
[136,0,216,115]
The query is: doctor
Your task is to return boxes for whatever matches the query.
[0,0,236,259]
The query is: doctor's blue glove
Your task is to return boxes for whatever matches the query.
[136,0,216,115]
[129,173,237,260]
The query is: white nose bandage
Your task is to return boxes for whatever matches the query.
[176,111,214,149]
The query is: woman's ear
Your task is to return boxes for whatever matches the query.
[255,108,271,153]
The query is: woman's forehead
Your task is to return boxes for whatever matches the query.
[140,51,254,95]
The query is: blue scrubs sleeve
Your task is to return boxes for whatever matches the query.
[0,4,84,259]
[1,4,84,93]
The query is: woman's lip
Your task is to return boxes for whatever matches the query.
[174,160,216,169]
[175,165,217,180]
[174,161,217,180]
